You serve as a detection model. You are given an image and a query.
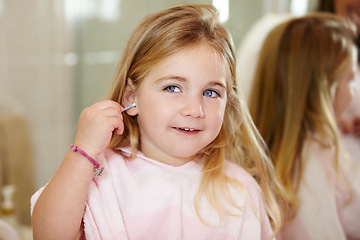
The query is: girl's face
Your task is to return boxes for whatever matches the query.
[333,53,357,118]
[133,42,227,166]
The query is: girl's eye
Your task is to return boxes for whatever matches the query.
[203,89,220,98]
[164,85,181,92]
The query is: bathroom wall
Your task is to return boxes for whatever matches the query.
[0,0,76,191]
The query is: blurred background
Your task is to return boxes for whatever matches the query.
[0,0,318,238]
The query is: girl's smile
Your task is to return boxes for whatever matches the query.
[132,42,227,166]
[173,127,201,133]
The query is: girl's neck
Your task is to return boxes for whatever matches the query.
[140,147,199,166]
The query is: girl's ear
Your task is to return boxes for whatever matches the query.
[123,78,138,116]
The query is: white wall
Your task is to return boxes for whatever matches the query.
[0,0,76,190]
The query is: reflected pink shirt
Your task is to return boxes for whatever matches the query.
[279,139,360,240]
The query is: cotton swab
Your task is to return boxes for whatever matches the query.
[123,103,136,111]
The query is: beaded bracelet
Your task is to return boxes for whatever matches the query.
[70,144,104,176]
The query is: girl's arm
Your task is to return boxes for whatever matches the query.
[32,100,125,240]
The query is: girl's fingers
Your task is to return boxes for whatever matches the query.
[89,100,124,113]
[101,107,123,118]
[74,100,128,156]
[105,116,124,134]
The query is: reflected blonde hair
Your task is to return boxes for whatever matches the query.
[107,4,284,236]
[249,13,356,218]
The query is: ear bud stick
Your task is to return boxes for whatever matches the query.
[123,103,136,111]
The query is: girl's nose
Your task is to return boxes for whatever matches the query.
[180,96,205,119]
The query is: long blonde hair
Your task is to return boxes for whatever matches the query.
[106,4,284,235]
[249,13,356,217]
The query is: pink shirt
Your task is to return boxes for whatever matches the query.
[279,139,360,240]
[31,148,273,240]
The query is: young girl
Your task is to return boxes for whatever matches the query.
[249,13,360,239]
[31,4,284,240]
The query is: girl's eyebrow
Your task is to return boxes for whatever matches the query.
[209,81,227,89]
[155,75,186,83]
[155,75,227,89]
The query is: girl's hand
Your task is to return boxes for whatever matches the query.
[74,100,125,158]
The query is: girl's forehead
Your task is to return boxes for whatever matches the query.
[150,42,228,74]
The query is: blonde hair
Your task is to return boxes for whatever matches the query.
[107,4,283,235]
[249,13,356,217]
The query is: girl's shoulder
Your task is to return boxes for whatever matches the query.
[223,160,262,199]
[224,160,258,184]
[95,148,136,178]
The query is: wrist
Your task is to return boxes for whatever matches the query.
[72,140,102,159]
[70,145,104,176]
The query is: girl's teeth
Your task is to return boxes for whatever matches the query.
[179,127,194,131]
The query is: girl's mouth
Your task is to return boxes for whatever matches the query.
[174,127,200,132]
